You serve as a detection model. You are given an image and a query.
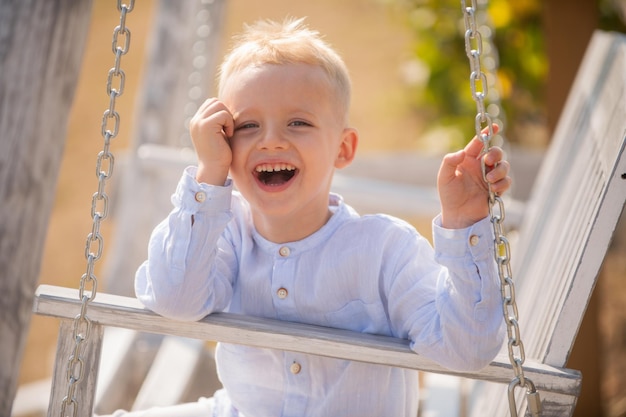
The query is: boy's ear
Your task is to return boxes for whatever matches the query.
[335,127,358,169]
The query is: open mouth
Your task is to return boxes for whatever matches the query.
[255,163,298,186]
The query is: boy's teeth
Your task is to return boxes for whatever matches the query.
[255,164,295,172]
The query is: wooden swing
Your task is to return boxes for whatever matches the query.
[30,1,626,416]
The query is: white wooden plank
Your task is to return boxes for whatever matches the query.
[543,47,626,366]
[33,284,581,403]
[509,29,626,367]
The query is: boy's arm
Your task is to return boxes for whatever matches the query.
[136,98,238,320]
[385,217,504,372]
[135,166,235,321]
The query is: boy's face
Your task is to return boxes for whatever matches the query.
[221,63,357,231]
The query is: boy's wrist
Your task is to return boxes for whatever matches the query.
[440,206,489,229]
[440,214,478,230]
[196,163,229,186]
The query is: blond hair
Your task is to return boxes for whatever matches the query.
[218,18,352,121]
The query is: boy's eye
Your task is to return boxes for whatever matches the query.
[235,122,258,131]
[289,120,311,127]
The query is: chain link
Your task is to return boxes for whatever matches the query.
[60,2,134,415]
[460,1,541,416]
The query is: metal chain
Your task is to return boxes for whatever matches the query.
[60,2,134,416]
[459,1,541,416]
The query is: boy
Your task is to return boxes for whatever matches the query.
[130,17,510,417]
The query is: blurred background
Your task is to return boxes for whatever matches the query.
[11,0,626,415]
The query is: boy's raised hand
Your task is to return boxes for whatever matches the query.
[189,98,235,186]
[437,127,511,229]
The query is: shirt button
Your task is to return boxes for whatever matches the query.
[277,288,288,299]
[469,234,480,246]
[279,246,290,257]
[290,362,302,374]
[194,191,206,203]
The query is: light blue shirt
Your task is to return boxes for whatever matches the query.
[135,167,504,417]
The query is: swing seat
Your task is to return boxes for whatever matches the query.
[31,29,626,417]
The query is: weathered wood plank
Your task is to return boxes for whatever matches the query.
[47,319,104,417]
[33,284,581,404]
[511,30,626,368]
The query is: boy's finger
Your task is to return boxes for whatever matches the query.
[222,113,235,138]
[489,175,512,194]
[464,136,485,158]
[485,160,510,182]
[439,150,466,181]
[197,97,219,115]
[465,124,501,158]
[483,146,504,167]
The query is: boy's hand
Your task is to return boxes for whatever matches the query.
[437,127,511,229]
[189,98,235,185]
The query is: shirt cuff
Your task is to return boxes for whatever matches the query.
[432,214,494,259]
[173,166,232,214]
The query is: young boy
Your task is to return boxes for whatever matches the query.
[130,17,510,417]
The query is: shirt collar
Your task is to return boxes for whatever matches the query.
[251,193,354,255]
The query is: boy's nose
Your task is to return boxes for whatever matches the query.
[257,126,288,150]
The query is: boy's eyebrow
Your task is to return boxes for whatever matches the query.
[231,106,320,120]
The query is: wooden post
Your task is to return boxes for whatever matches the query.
[543,0,598,134]
[0,0,93,413]
[47,320,104,417]
[104,0,227,296]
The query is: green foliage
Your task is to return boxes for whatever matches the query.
[600,0,626,31]
[386,0,546,145]
[382,0,625,147]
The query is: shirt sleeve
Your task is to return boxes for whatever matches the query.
[135,166,236,321]
[386,214,504,372]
